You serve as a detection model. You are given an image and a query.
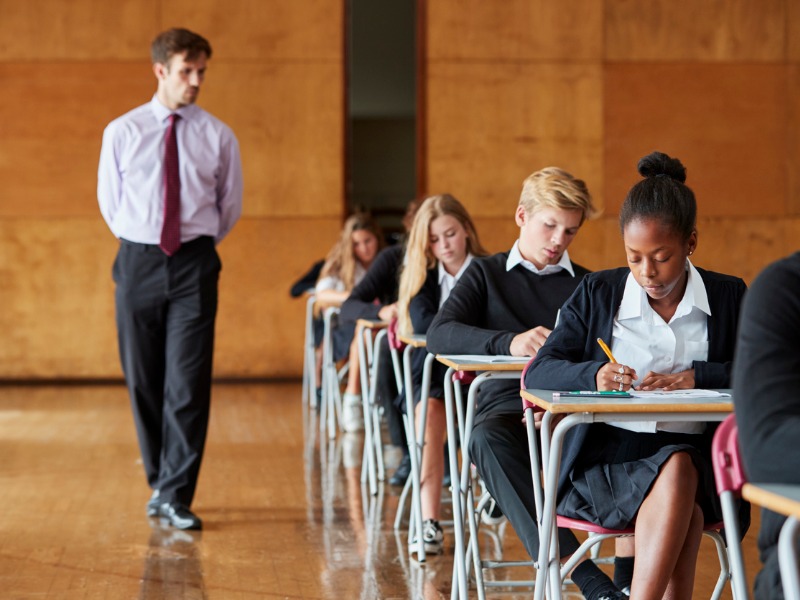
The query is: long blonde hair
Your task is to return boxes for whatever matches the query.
[397,194,487,336]
[318,212,384,291]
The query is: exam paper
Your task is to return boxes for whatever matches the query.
[629,389,731,399]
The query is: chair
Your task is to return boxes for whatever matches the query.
[711,413,750,600]
[525,365,732,600]
[779,517,800,600]
[356,319,391,496]
[319,305,347,440]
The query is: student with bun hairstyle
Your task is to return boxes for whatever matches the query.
[395,193,488,553]
[525,151,748,599]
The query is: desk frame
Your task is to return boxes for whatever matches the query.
[439,355,530,600]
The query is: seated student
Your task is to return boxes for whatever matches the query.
[340,200,420,484]
[395,193,489,553]
[525,151,748,600]
[734,251,800,600]
[289,259,324,298]
[427,167,628,598]
[313,212,383,415]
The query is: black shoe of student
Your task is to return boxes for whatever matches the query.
[159,502,203,530]
[442,473,451,488]
[146,490,161,517]
[389,454,411,486]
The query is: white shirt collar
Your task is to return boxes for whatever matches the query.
[439,254,473,286]
[618,258,711,322]
[506,240,575,277]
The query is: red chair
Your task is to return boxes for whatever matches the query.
[711,413,750,600]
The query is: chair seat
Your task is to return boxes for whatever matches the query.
[556,515,635,535]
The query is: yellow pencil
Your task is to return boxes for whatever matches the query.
[596,337,617,363]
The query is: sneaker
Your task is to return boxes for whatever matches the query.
[597,592,628,600]
[480,498,505,526]
[341,393,363,432]
[410,519,444,555]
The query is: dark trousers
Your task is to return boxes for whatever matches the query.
[113,236,220,507]
[375,336,407,451]
[470,408,580,560]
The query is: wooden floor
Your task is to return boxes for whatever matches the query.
[0,382,764,599]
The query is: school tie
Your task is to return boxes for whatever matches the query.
[160,113,181,256]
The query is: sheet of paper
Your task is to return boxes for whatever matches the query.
[629,389,731,399]
[443,355,527,363]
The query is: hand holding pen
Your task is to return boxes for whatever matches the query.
[595,338,637,392]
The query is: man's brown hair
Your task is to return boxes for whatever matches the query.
[151,28,212,64]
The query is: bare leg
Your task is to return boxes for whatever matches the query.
[344,337,361,395]
[418,397,446,520]
[630,452,701,600]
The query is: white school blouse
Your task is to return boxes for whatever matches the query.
[438,254,474,308]
[609,259,710,434]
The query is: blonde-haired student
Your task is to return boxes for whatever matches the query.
[396,194,488,553]
[427,167,631,598]
[314,212,383,424]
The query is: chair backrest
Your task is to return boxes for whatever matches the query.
[386,317,405,351]
[711,413,747,496]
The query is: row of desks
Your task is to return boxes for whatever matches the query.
[389,333,800,600]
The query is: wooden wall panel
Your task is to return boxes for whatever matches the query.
[789,1,800,61]
[426,0,602,61]
[203,62,344,219]
[164,0,343,60]
[604,64,787,218]
[695,217,792,284]
[213,218,341,378]
[0,217,340,379]
[0,0,159,60]
[426,62,603,217]
[0,219,120,378]
[0,63,153,217]
[788,65,800,216]
[605,0,786,61]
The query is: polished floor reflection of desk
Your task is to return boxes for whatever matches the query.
[0,382,763,599]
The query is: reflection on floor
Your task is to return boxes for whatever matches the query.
[0,382,760,598]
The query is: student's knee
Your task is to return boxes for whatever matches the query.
[661,451,698,491]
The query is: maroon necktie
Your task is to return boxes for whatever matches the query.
[160,113,181,256]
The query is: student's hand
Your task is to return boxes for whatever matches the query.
[637,369,695,391]
[378,303,398,322]
[510,326,551,357]
[596,362,638,391]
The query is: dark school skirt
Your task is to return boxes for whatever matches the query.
[557,423,720,531]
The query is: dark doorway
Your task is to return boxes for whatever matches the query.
[346,0,418,240]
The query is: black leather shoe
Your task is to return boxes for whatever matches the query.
[389,453,411,486]
[146,490,160,517]
[159,502,203,530]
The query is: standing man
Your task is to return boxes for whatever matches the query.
[98,28,243,530]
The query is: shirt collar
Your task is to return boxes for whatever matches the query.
[618,258,711,321]
[506,240,575,277]
[439,254,474,285]
[150,94,196,123]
